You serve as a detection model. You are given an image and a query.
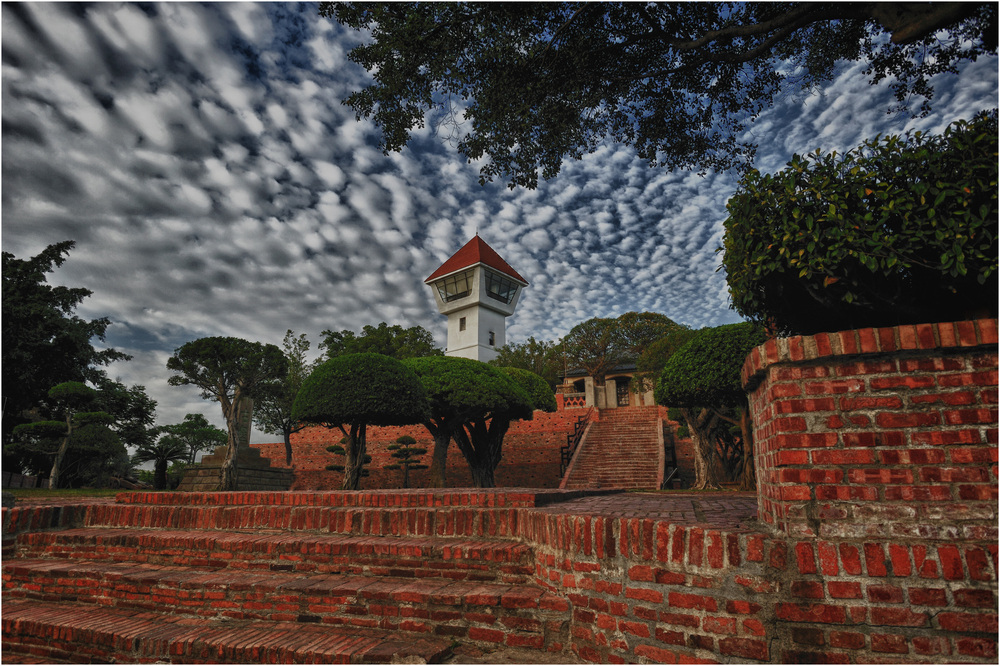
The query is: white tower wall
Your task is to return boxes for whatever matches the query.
[426,241,526,363]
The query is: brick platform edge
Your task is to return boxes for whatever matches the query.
[2,321,996,664]
[4,495,997,663]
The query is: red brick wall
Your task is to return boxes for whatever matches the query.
[253,410,591,490]
[520,509,998,663]
[742,318,998,540]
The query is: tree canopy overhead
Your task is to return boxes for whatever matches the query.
[326,2,996,188]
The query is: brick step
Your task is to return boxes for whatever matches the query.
[13,528,533,583]
[2,560,570,649]
[1,599,454,664]
[77,504,526,538]
[113,490,571,508]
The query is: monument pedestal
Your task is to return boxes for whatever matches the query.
[177,445,293,492]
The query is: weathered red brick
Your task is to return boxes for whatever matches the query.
[719,637,768,661]
[870,607,928,627]
[956,636,998,658]
[667,592,717,612]
[938,611,999,633]
[775,603,846,624]
[791,627,826,646]
[829,631,866,650]
[871,633,909,654]
[790,580,825,599]
[954,588,996,608]
[828,581,862,599]
[938,544,966,580]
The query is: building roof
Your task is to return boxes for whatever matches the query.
[424,235,528,284]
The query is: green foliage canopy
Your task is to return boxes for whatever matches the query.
[489,336,563,390]
[656,323,767,409]
[327,2,995,189]
[167,336,288,490]
[723,112,998,335]
[253,330,317,465]
[132,436,188,490]
[158,413,227,465]
[402,355,532,488]
[320,322,442,360]
[498,367,557,413]
[563,312,685,382]
[293,353,428,428]
[293,353,428,489]
[2,241,129,441]
[9,381,117,488]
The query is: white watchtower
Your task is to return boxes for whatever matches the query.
[425,236,528,362]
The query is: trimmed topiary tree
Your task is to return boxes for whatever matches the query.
[498,367,558,414]
[384,435,428,488]
[292,353,427,490]
[327,436,372,478]
[723,112,998,335]
[402,356,533,488]
[11,382,114,489]
[656,323,767,490]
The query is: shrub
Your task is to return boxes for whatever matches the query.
[723,112,998,335]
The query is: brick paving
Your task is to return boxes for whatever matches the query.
[536,490,759,531]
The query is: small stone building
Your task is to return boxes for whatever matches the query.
[557,363,656,410]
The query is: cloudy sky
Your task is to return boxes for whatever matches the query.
[3,3,997,444]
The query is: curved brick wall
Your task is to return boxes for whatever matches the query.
[742,318,998,540]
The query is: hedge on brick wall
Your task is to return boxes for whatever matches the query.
[722,111,998,335]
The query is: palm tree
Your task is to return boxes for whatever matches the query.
[132,435,189,490]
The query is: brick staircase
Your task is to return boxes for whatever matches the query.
[561,408,662,490]
[2,491,584,664]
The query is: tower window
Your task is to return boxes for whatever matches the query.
[489,331,495,346]
[436,269,475,302]
[485,270,518,304]
[459,317,466,331]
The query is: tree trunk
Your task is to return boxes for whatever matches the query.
[220,395,253,491]
[48,415,74,490]
[469,463,496,488]
[425,423,451,488]
[48,434,71,490]
[283,429,293,466]
[402,462,410,489]
[342,423,366,491]
[154,459,168,490]
[681,408,722,490]
[454,419,509,489]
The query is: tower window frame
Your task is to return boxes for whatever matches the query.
[436,268,475,302]
[485,269,519,304]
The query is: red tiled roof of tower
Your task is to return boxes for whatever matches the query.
[424,236,528,284]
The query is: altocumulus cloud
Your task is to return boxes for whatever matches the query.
[2,3,996,442]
